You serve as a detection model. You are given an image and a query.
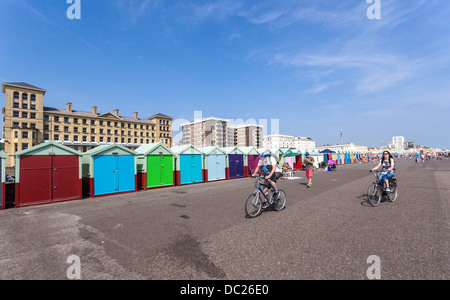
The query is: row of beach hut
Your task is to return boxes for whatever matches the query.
[0,142,373,210]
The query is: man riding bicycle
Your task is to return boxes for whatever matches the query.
[252,151,283,208]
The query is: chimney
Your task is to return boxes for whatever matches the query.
[92,106,98,115]
[133,112,138,120]
[67,102,72,112]
[114,109,119,117]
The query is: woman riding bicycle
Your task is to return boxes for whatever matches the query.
[371,150,395,192]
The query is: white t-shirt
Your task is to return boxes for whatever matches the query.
[258,156,282,173]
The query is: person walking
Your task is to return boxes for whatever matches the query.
[303,152,315,188]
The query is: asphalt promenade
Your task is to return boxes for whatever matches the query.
[0,159,448,280]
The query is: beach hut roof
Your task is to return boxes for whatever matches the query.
[135,142,173,156]
[222,146,245,155]
[198,146,226,155]
[15,141,82,157]
[83,144,137,156]
[239,146,260,155]
[171,144,203,155]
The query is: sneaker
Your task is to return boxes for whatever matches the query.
[262,202,268,209]
[306,184,311,188]
[273,191,280,200]
[386,188,391,192]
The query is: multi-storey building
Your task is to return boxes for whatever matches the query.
[229,124,263,148]
[181,118,228,147]
[181,117,263,148]
[2,82,172,167]
[263,134,315,150]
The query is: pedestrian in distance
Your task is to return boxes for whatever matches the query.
[303,152,314,188]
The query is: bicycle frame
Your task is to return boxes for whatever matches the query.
[255,178,272,200]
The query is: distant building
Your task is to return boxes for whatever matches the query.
[263,134,315,149]
[392,136,405,151]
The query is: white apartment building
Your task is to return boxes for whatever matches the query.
[181,117,228,147]
[181,118,263,148]
[263,134,315,149]
[392,136,405,151]
[229,124,263,148]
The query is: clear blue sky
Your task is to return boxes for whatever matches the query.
[1,0,449,149]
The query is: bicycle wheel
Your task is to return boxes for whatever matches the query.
[245,192,262,218]
[273,190,287,211]
[367,183,381,207]
[388,180,398,202]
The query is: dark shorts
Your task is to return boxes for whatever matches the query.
[264,172,282,185]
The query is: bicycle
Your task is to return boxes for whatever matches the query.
[367,170,398,207]
[244,176,287,218]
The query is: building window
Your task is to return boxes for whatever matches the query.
[107,137,111,143]
[114,122,118,127]
[22,93,28,100]
[30,113,36,119]
[14,131,18,138]
[99,129,103,134]
[128,138,131,143]
[82,128,87,133]
[74,118,78,124]
[54,134,59,140]
[13,111,19,117]
[64,127,69,132]
[13,102,19,108]
[44,115,50,121]
[14,143,18,152]
[13,92,19,99]
[83,136,87,142]
[99,121,103,126]
[54,116,59,122]
[13,122,19,128]
[91,120,95,125]
[64,135,69,141]
[74,127,78,133]
[99,137,103,142]
[91,129,95,134]
[30,104,36,110]
[115,137,118,143]
[107,129,111,135]
[44,134,49,140]
[82,119,87,124]
[22,143,28,150]
[22,103,28,109]
[134,139,137,143]
[121,138,125,143]
[82,146,87,153]
[22,123,28,128]
[22,112,28,118]
[30,123,36,129]
[30,94,36,101]
[54,125,59,131]
[91,137,95,142]
[73,136,78,141]
[64,117,69,123]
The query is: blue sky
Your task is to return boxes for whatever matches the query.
[1,0,449,148]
